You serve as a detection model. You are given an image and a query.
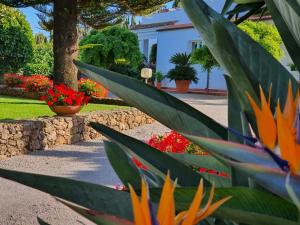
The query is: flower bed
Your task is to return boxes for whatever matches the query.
[3,74,109,99]
[133,131,229,178]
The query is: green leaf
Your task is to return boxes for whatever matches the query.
[265,0,300,72]
[226,76,251,186]
[90,122,207,187]
[168,153,232,187]
[0,169,298,225]
[104,141,141,189]
[0,168,133,221]
[218,157,300,201]
[221,0,234,15]
[181,0,298,129]
[58,199,133,225]
[150,187,299,225]
[75,61,227,140]
[184,135,278,168]
[226,76,251,144]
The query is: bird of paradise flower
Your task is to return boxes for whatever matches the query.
[129,173,231,225]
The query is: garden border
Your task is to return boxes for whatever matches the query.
[0,108,154,158]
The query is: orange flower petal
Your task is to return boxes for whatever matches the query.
[194,196,232,224]
[182,180,204,225]
[283,80,296,127]
[277,103,300,174]
[141,180,151,225]
[129,185,144,225]
[157,173,173,223]
[247,87,277,149]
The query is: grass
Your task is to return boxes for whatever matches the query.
[0,95,128,120]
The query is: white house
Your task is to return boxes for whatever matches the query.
[132,6,298,90]
[131,7,226,90]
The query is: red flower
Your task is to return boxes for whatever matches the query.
[47,101,53,106]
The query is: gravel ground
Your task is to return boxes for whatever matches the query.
[0,94,227,225]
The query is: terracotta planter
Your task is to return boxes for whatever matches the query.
[156,82,162,89]
[175,80,191,93]
[50,105,82,116]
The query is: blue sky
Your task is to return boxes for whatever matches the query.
[20,7,49,36]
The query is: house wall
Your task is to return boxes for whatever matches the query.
[156,28,227,90]
[132,27,158,60]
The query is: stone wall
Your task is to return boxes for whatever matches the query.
[0,109,154,158]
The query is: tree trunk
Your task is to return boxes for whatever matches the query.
[53,0,78,90]
[206,69,211,91]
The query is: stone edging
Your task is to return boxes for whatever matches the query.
[0,108,154,158]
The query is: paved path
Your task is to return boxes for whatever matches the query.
[0,94,227,225]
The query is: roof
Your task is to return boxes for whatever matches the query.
[131,21,177,30]
[131,14,272,32]
[157,23,194,31]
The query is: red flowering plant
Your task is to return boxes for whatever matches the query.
[132,131,229,178]
[40,84,90,107]
[24,75,53,92]
[78,78,109,98]
[3,74,26,88]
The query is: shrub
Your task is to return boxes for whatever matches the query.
[24,75,52,92]
[3,74,25,88]
[0,4,34,74]
[154,71,164,82]
[78,78,108,98]
[23,42,54,76]
[80,26,143,71]
[167,53,198,83]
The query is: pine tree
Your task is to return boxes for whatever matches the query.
[0,0,169,89]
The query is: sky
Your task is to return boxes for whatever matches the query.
[20,7,49,36]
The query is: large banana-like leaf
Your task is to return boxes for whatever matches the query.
[265,0,300,71]
[169,153,232,187]
[226,76,251,186]
[184,135,278,168]
[0,168,134,220]
[75,61,227,140]
[226,76,251,144]
[90,122,206,187]
[0,169,298,225]
[214,156,300,201]
[181,0,297,121]
[104,141,141,189]
[58,199,133,225]
[105,141,164,188]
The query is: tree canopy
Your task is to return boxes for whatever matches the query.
[0,3,34,75]
[80,26,143,70]
[238,20,283,60]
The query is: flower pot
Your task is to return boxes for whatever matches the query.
[175,80,191,93]
[156,82,162,89]
[50,105,83,117]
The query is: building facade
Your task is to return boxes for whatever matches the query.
[132,8,226,90]
[132,7,298,90]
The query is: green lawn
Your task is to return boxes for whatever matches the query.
[0,95,127,120]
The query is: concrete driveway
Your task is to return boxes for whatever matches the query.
[0,94,227,225]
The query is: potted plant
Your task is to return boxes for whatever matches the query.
[154,71,164,89]
[167,53,198,93]
[40,84,90,116]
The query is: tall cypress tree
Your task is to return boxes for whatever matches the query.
[0,0,169,89]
